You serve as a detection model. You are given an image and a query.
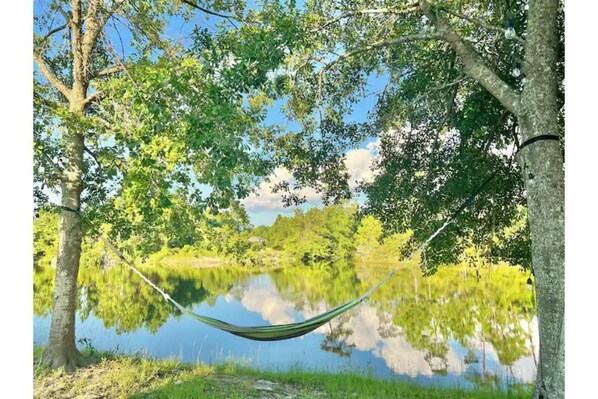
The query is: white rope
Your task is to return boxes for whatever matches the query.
[98,236,188,313]
[358,218,455,301]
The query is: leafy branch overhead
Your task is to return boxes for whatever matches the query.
[221,0,562,266]
[34,0,277,253]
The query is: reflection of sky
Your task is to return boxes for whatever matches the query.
[34,273,537,387]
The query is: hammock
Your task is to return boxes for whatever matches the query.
[183,298,362,341]
[99,232,405,341]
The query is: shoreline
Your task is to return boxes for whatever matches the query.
[34,348,532,399]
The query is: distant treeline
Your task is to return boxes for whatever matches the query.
[34,202,526,270]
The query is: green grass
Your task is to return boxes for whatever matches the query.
[33,349,533,399]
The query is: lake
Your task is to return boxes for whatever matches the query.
[34,261,538,389]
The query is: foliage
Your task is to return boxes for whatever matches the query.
[253,203,358,266]
[488,206,531,269]
[34,200,530,275]
[355,215,414,263]
[33,0,282,257]
[34,209,112,268]
[219,0,563,270]
[33,210,60,266]
[354,215,383,254]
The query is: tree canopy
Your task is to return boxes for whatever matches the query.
[210,0,563,269]
[33,1,286,255]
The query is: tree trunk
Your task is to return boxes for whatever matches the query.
[518,121,564,399]
[41,102,86,371]
[37,0,101,371]
[517,1,564,397]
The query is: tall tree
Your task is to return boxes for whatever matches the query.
[33,0,271,370]
[239,1,563,397]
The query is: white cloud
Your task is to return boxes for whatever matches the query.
[240,282,296,325]
[344,147,377,188]
[365,138,381,153]
[243,143,380,212]
[242,167,322,212]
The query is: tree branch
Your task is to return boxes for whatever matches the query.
[101,32,140,89]
[316,33,442,110]
[83,144,103,171]
[33,52,72,98]
[420,1,521,115]
[95,64,125,77]
[35,13,70,55]
[111,17,126,58]
[438,7,525,45]
[181,0,241,29]
[71,0,85,86]
[320,33,443,74]
[42,23,69,40]
[82,91,103,107]
[82,0,123,78]
[310,7,419,33]
[113,14,176,58]
[411,76,468,104]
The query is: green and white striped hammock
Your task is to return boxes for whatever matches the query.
[183,297,363,341]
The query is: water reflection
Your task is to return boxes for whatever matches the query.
[33,261,537,387]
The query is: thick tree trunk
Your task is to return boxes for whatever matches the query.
[517,1,564,398]
[37,0,102,371]
[41,102,86,371]
[518,122,564,399]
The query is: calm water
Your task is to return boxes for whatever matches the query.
[34,262,538,389]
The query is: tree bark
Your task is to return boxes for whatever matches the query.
[41,102,86,371]
[518,1,564,397]
[518,122,564,399]
[40,0,89,371]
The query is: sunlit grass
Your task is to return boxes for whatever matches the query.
[33,348,533,399]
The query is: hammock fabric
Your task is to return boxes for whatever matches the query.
[101,223,427,342]
[181,298,362,341]
[99,235,372,341]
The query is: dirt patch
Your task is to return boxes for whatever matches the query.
[212,375,323,399]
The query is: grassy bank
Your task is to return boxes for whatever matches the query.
[34,349,532,399]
